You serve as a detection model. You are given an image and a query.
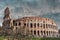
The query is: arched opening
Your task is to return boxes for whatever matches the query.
[49,31,50,35]
[37,23,39,27]
[40,23,42,28]
[41,31,43,35]
[44,31,45,35]
[37,31,39,35]
[24,23,26,26]
[34,23,36,28]
[47,31,48,36]
[31,30,33,34]
[15,23,17,26]
[30,23,33,28]
[43,24,45,28]
[34,30,36,35]
[19,22,21,26]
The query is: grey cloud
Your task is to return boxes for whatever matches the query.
[0,0,60,28]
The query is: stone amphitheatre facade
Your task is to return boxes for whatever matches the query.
[2,7,58,37]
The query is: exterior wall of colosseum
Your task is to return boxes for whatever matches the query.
[12,17,58,37]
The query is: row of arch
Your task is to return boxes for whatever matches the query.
[13,21,57,30]
[30,30,57,36]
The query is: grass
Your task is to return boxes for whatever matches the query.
[0,36,60,40]
[32,37,60,40]
[0,36,4,40]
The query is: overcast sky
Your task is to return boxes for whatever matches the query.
[0,0,60,29]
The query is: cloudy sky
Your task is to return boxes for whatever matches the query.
[0,0,60,28]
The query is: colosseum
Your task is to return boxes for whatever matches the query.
[2,7,58,37]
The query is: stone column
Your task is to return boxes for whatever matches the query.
[39,31,41,37]
[29,22,30,30]
[48,31,49,37]
[36,30,37,37]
